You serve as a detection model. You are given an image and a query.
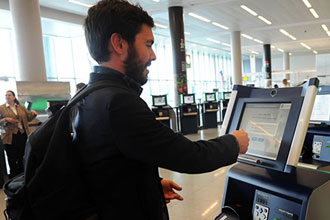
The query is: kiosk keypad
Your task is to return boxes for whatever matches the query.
[253,204,269,220]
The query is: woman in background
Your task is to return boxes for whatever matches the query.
[0,90,38,178]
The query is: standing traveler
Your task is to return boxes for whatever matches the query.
[0,90,37,178]
[74,0,250,219]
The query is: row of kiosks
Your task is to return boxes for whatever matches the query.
[215,78,330,220]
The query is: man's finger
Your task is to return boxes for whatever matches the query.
[170,181,182,191]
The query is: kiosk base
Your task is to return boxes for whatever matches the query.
[221,163,330,220]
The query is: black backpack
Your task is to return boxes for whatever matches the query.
[3,80,119,220]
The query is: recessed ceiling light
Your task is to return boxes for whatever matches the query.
[277,48,284,52]
[202,46,207,49]
[322,24,329,32]
[68,0,92,7]
[184,32,191,35]
[222,42,231,47]
[327,31,330,37]
[309,8,319,18]
[300,42,311,50]
[192,44,197,46]
[271,45,276,49]
[253,39,263,44]
[250,51,259,54]
[289,52,292,56]
[212,22,229,30]
[288,35,297,40]
[280,29,289,36]
[188,13,210,23]
[313,50,318,54]
[212,48,217,51]
[154,23,168,29]
[240,5,258,16]
[302,0,312,8]
[152,0,160,2]
[241,34,253,40]
[258,16,272,25]
[207,38,221,44]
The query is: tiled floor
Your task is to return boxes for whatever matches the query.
[160,127,235,220]
[0,126,234,220]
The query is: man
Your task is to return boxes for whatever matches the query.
[76,82,86,93]
[74,0,249,219]
[283,78,289,87]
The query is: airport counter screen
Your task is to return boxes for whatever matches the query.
[310,94,330,122]
[206,93,216,102]
[239,103,292,160]
[183,95,194,104]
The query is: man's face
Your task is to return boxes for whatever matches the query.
[124,24,156,85]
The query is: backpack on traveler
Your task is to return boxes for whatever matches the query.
[3,80,119,220]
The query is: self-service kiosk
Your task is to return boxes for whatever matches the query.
[215,78,330,220]
[179,94,198,134]
[302,86,330,167]
[202,92,219,128]
[151,95,172,128]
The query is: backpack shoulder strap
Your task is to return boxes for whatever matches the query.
[66,80,127,110]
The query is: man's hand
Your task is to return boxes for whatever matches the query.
[6,117,19,124]
[231,129,249,154]
[161,179,183,204]
[31,110,38,116]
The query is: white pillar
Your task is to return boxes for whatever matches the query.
[283,52,290,83]
[9,0,47,81]
[231,31,242,85]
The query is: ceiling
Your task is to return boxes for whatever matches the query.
[35,0,330,57]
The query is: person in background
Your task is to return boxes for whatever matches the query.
[274,84,279,89]
[76,82,86,93]
[0,90,38,178]
[73,0,250,219]
[282,78,289,87]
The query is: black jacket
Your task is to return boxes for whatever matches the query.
[74,66,240,220]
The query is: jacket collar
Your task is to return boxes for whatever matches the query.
[89,66,143,96]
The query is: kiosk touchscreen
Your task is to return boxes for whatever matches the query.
[182,94,195,104]
[205,93,216,102]
[152,95,167,107]
[216,78,330,220]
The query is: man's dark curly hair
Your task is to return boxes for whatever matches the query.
[84,0,154,63]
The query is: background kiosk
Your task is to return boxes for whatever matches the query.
[301,86,330,169]
[151,95,172,128]
[179,94,198,134]
[215,78,330,220]
[202,92,219,128]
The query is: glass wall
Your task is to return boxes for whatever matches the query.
[0,13,233,107]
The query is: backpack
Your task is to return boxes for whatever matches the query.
[3,80,119,220]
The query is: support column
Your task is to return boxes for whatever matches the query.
[263,44,272,88]
[231,31,242,85]
[9,0,47,81]
[283,52,290,83]
[168,6,187,106]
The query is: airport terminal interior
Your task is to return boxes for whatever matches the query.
[1,0,330,220]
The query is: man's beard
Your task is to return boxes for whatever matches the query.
[124,44,151,86]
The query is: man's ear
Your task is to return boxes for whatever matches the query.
[109,33,127,55]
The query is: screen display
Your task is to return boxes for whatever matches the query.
[224,93,231,99]
[239,103,292,160]
[206,93,216,101]
[153,96,166,106]
[310,94,330,122]
[183,95,194,104]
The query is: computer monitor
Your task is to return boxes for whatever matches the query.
[182,94,195,104]
[24,101,33,111]
[152,95,167,107]
[239,103,292,161]
[205,93,216,102]
[310,94,330,123]
[222,83,315,172]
